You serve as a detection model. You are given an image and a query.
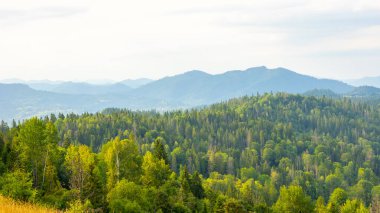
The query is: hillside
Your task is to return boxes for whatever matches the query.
[0,83,100,122]
[303,89,341,98]
[0,83,181,122]
[345,86,380,97]
[56,93,380,151]
[1,94,379,212]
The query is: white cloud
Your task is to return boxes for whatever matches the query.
[0,0,379,81]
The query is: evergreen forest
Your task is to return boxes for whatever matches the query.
[1,93,380,212]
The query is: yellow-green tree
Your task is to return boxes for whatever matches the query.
[340,199,369,213]
[101,136,142,190]
[141,151,171,187]
[314,196,327,213]
[64,144,95,198]
[273,185,313,213]
[16,118,58,190]
[327,188,347,213]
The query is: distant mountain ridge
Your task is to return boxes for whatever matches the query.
[132,66,353,105]
[345,86,380,97]
[303,86,380,99]
[303,89,341,98]
[0,66,376,122]
[346,76,380,88]
[1,78,153,93]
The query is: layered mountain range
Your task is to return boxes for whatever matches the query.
[1,66,378,122]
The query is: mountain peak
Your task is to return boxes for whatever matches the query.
[244,66,294,73]
[183,70,209,76]
[245,66,268,71]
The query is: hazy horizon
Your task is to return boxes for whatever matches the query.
[1,0,380,81]
[0,65,379,84]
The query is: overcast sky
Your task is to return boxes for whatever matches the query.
[0,0,379,81]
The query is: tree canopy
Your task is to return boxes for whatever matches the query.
[0,93,379,211]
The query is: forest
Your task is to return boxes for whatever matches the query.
[1,93,380,212]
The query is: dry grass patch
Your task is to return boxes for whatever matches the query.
[0,195,60,213]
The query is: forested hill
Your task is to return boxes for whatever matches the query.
[1,93,380,212]
[55,93,380,151]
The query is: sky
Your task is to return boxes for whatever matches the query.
[0,0,379,82]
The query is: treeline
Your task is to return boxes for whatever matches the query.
[1,93,380,212]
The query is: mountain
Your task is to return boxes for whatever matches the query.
[0,83,126,122]
[303,86,380,105]
[303,89,340,98]
[119,78,153,88]
[0,83,181,122]
[0,66,366,122]
[27,80,64,91]
[133,66,353,106]
[0,79,130,95]
[346,76,380,88]
[0,79,63,91]
[345,86,380,97]
[0,83,90,121]
[27,82,132,95]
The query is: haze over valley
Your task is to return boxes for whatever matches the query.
[2,66,379,122]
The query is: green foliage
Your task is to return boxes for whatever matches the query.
[340,199,369,213]
[15,118,59,190]
[67,199,93,213]
[223,198,246,213]
[100,136,142,189]
[327,188,348,213]
[0,170,36,201]
[64,144,95,199]
[240,167,258,181]
[273,185,313,213]
[351,180,374,206]
[372,185,380,212]
[40,188,78,209]
[1,94,380,211]
[190,171,205,199]
[141,151,171,187]
[315,196,327,213]
[153,137,169,165]
[107,179,146,212]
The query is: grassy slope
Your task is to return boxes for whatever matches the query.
[0,195,59,213]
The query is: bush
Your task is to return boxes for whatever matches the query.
[0,170,36,201]
[40,188,78,209]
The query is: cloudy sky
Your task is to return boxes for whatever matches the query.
[0,0,379,81]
